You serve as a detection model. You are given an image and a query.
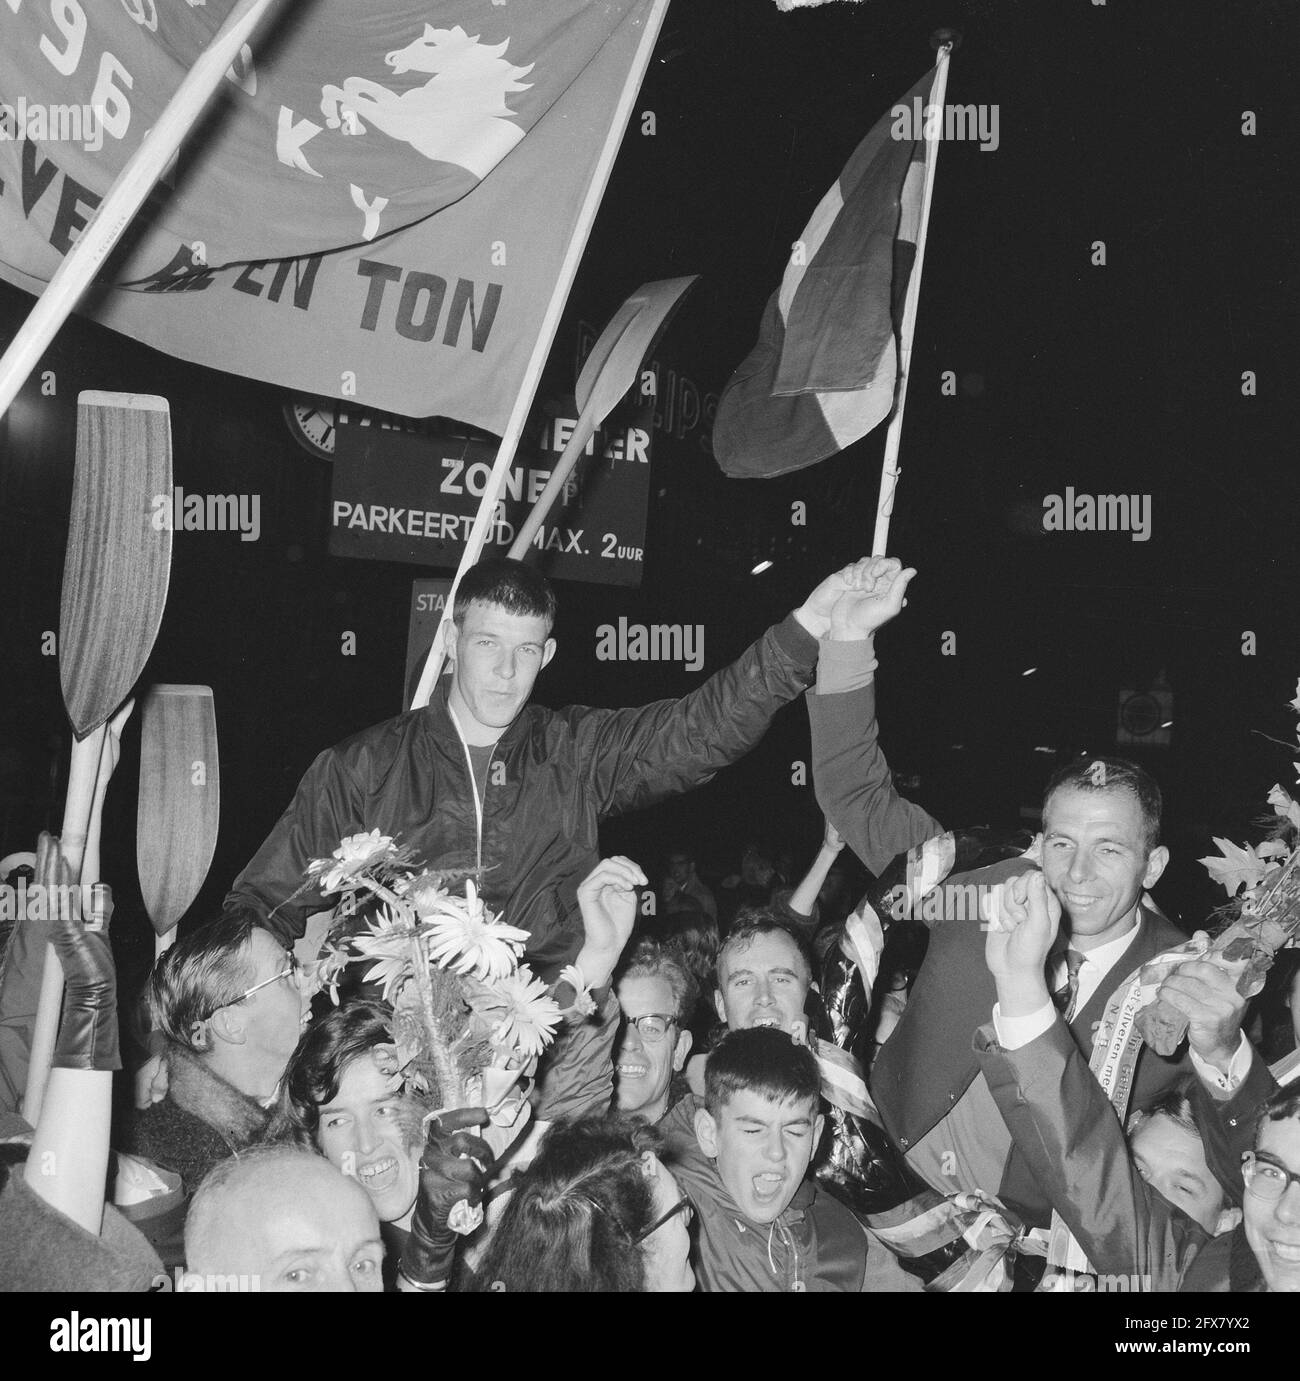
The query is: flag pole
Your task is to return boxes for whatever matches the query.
[0,0,283,423]
[411,0,672,710]
[870,35,954,557]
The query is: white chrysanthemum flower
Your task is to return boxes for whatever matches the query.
[421,882,528,980]
[485,966,561,1060]
[556,964,596,1017]
[309,829,398,893]
[303,944,352,1007]
[351,905,416,1002]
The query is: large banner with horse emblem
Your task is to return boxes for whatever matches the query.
[0,0,659,430]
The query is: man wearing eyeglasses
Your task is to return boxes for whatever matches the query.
[614,944,695,1126]
[1236,1091,1300,1292]
[120,913,309,1267]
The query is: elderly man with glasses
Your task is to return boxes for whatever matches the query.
[120,911,309,1267]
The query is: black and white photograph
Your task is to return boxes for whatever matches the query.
[0,0,1296,1350]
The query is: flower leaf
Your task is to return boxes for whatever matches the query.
[1198,837,1270,897]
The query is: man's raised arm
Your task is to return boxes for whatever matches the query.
[807,559,941,875]
[574,559,877,817]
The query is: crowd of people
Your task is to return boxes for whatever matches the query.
[1,556,1297,1294]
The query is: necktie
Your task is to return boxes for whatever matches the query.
[1051,949,1086,1023]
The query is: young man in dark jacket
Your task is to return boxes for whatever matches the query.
[672,1027,869,1292]
[228,555,875,978]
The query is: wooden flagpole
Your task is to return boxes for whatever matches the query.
[0,0,283,423]
[870,36,954,557]
[411,0,673,710]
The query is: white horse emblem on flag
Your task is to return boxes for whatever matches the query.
[319,24,534,179]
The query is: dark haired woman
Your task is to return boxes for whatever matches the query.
[472,1114,694,1292]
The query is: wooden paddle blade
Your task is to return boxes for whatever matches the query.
[59,392,172,739]
[575,275,698,417]
[137,685,219,937]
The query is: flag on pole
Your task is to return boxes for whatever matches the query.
[0,0,661,431]
[712,67,938,479]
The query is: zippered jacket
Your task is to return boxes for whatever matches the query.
[670,1132,869,1292]
[229,614,818,975]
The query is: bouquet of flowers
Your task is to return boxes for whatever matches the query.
[1135,680,1300,1056]
[305,831,592,1110]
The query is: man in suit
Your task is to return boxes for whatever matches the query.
[808,564,1275,1241]
[974,868,1245,1291]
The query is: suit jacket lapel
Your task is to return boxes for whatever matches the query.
[1068,907,1184,1044]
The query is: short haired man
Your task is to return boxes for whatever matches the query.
[669,1028,869,1291]
[655,912,844,1159]
[1234,1089,1300,1292]
[713,913,815,1036]
[977,869,1245,1290]
[809,572,1278,1240]
[183,1146,384,1292]
[614,942,695,1125]
[124,911,308,1263]
[642,916,920,1291]
[229,554,878,978]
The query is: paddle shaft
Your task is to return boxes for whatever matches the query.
[507,399,604,558]
[0,0,283,422]
[21,725,108,1126]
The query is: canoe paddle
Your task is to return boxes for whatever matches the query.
[410,277,697,711]
[22,393,173,1126]
[507,275,697,558]
[137,686,220,958]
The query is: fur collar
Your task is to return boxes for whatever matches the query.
[164,1043,268,1146]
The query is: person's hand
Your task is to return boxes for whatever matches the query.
[1156,940,1250,1076]
[823,819,844,854]
[399,1108,493,1290]
[794,557,875,638]
[828,558,917,640]
[983,871,1059,1012]
[134,1052,169,1109]
[575,856,647,989]
[39,832,120,1073]
[94,701,133,799]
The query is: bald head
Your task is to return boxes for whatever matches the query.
[185,1147,384,1292]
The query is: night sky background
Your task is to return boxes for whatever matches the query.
[1,0,1297,986]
